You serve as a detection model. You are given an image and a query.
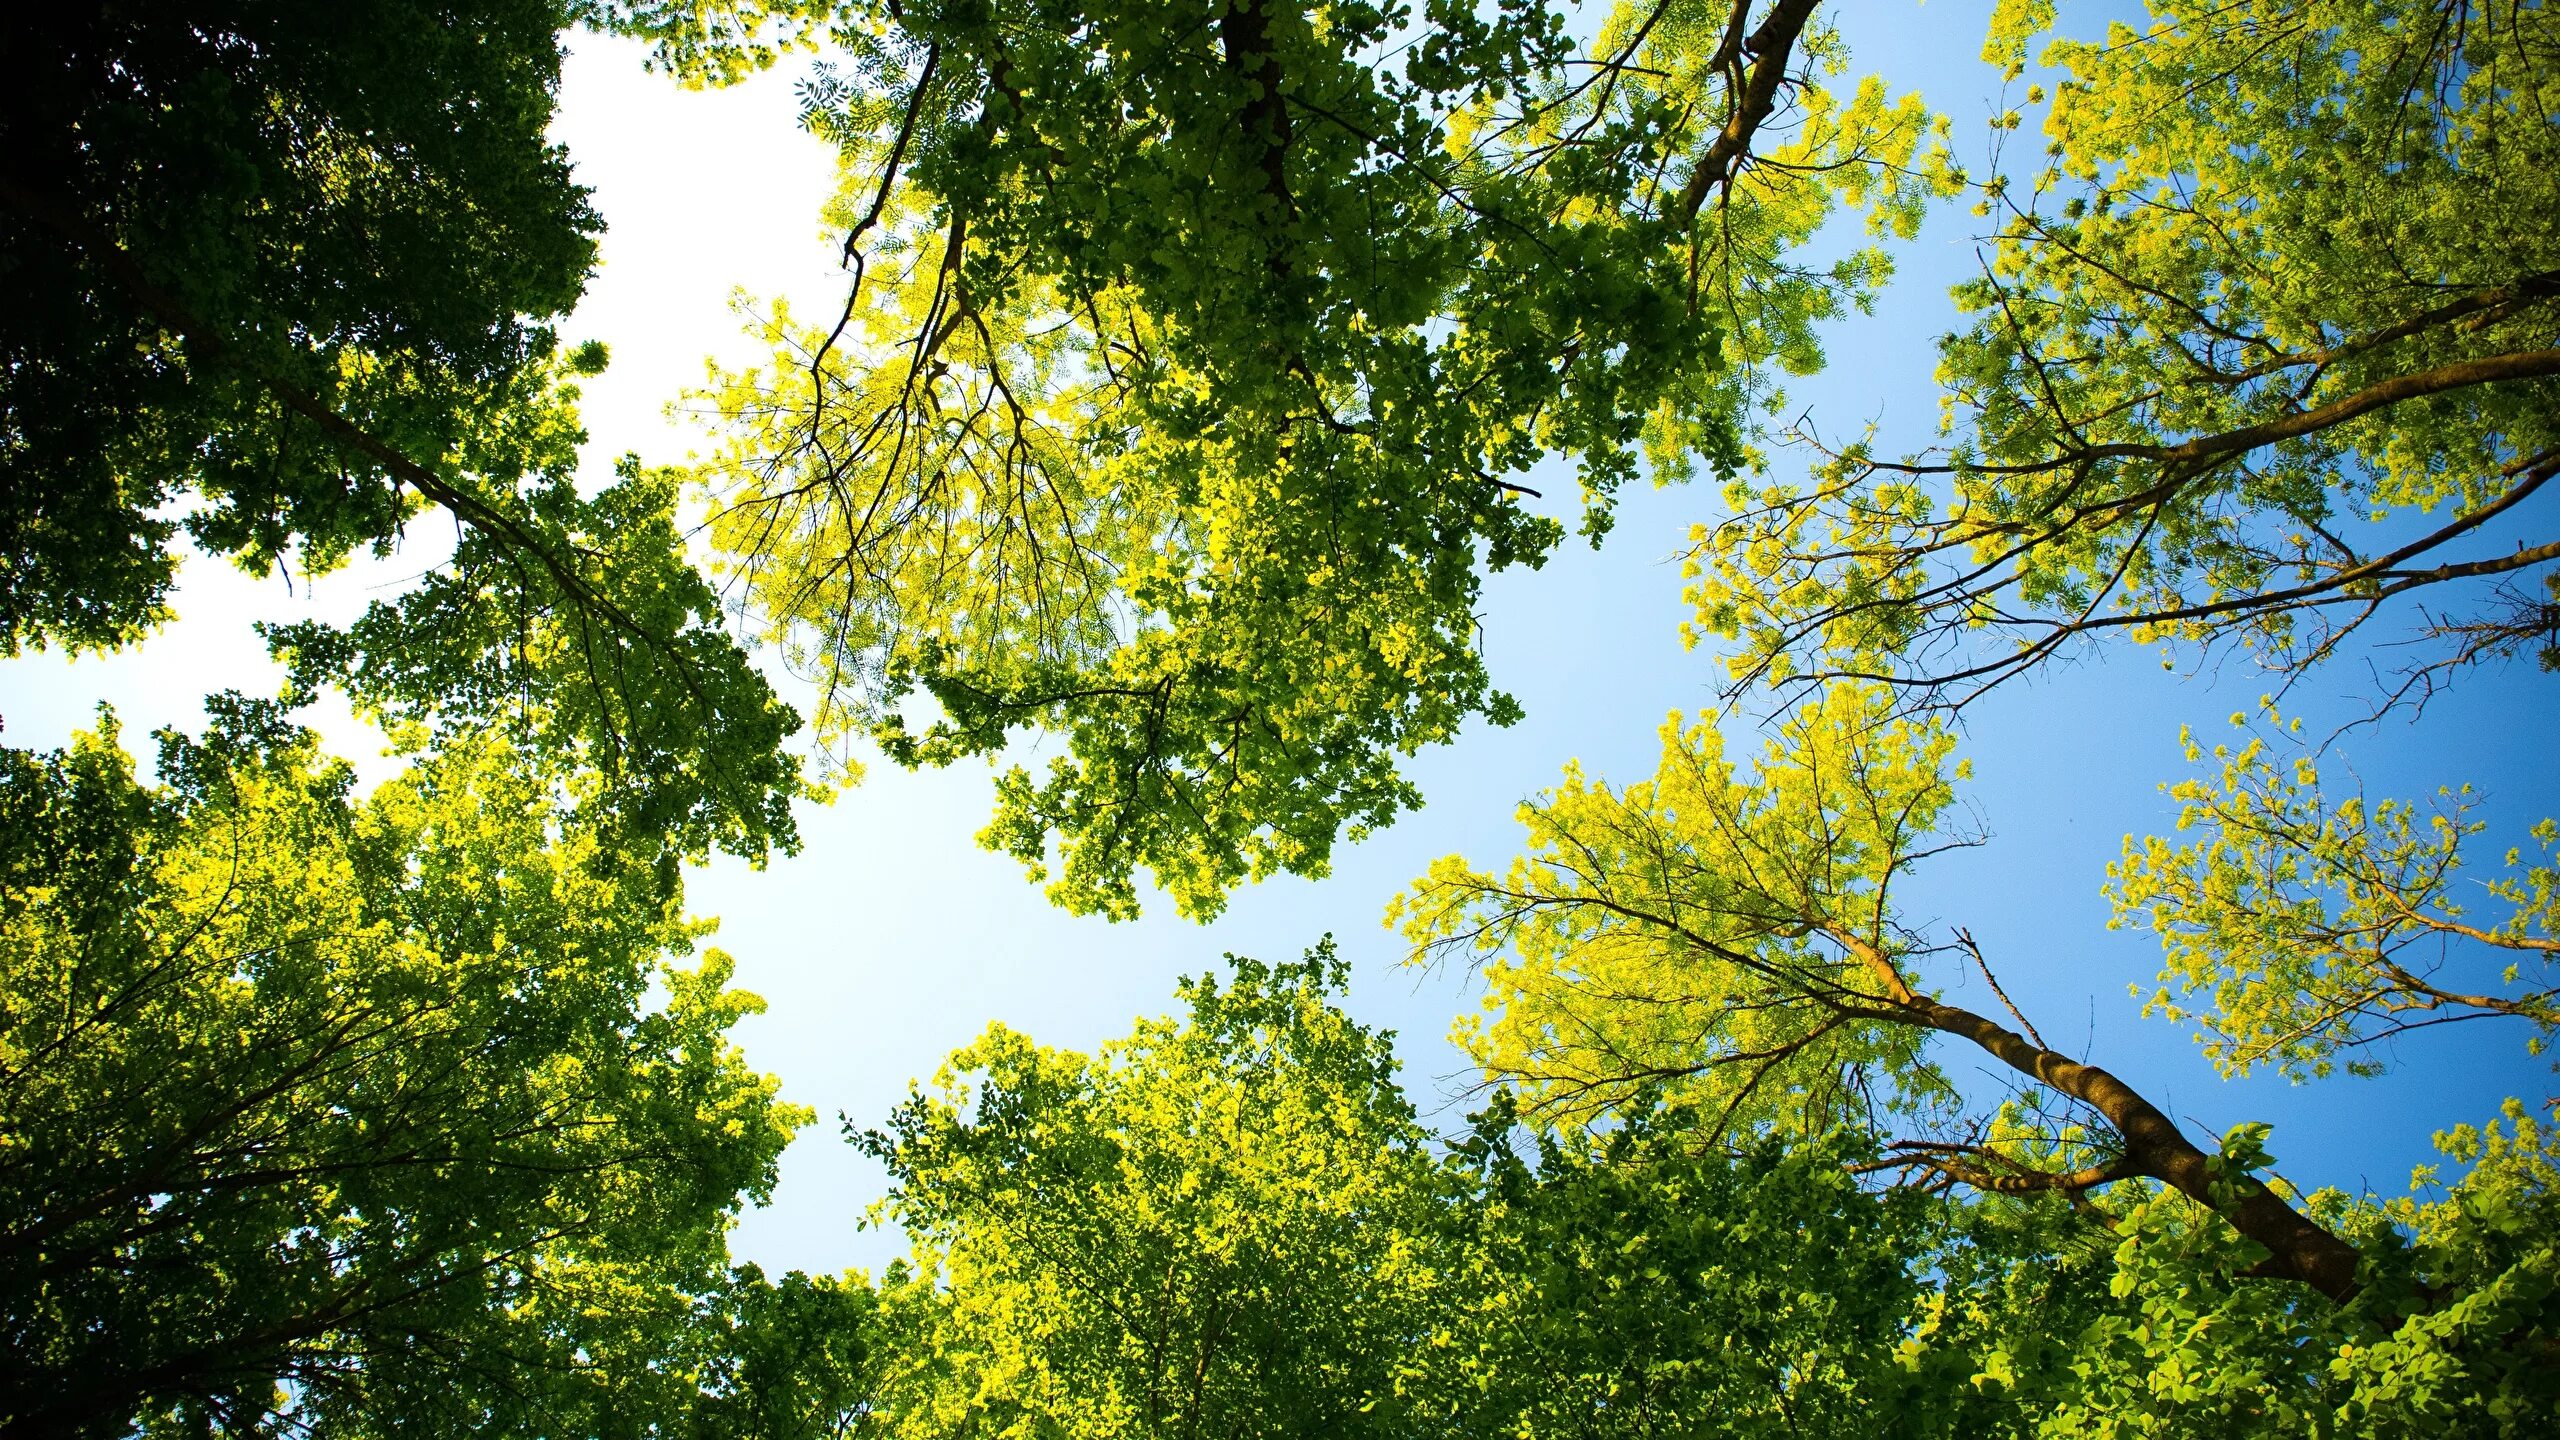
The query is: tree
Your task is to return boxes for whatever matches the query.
[843,954,1984,1440]
[1395,684,2372,1298]
[835,955,2559,1436]
[1687,0,2560,709]
[2110,706,2558,1082]
[851,946,1455,1437]
[632,0,1956,917]
[0,703,806,1437]
[0,0,810,863]
[1,0,581,653]
[1376,0,2560,1329]
[1392,665,2560,1394]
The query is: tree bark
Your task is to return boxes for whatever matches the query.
[1674,0,1822,222]
[1828,932,2363,1299]
[1912,995,2365,1302]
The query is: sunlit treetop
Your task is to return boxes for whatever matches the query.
[2110,704,2560,1083]
[1689,0,2560,709]
[853,946,1451,1437]
[1392,683,1968,1135]
[1397,682,2379,1300]
[589,0,1958,918]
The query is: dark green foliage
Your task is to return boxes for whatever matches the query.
[0,0,595,652]
[1436,1102,1953,1439]
[0,0,809,863]
[262,450,812,867]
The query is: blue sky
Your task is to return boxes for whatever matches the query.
[5,0,2551,1282]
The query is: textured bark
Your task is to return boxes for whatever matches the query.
[1674,0,1821,222]
[1913,995,2365,1301]
[1832,932,2362,1300]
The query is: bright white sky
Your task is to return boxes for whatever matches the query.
[4,1,2550,1280]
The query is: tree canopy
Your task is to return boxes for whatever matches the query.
[1396,683,2383,1296]
[841,953,1986,1439]
[0,705,804,1436]
[851,947,1452,1437]
[839,957,2560,1437]
[10,0,2558,1433]
[0,0,811,865]
[655,0,1953,917]
[1687,0,2560,708]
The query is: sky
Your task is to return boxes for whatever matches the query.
[4,0,2552,1282]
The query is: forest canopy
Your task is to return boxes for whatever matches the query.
[3,0,2554,1435]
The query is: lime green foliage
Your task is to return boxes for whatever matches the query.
[2347,1101,2560,1432]
[1689,0,2560,700]
[1473,1093,2558,1440]
[853,946,1451,1436]
[1950,1104,2560,1437]
[2,3,810,863]
[1394,683,1962,1131]
[665,0,1956,918]
[2111,707,2559,1080]
[1398,684,2401,1300]
[0,705,805,1437]
[838,961,2560,1436]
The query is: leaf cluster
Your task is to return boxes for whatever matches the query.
[1688,0,2560,707]
[2110,704,2559,1081]
[0,708,805,1436]
[678,0,1958,916]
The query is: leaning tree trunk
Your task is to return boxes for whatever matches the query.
[1835,934,2364,1301]
[1911,996,2365,1301]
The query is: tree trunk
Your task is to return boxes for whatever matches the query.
[1913,996,2365,1302]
